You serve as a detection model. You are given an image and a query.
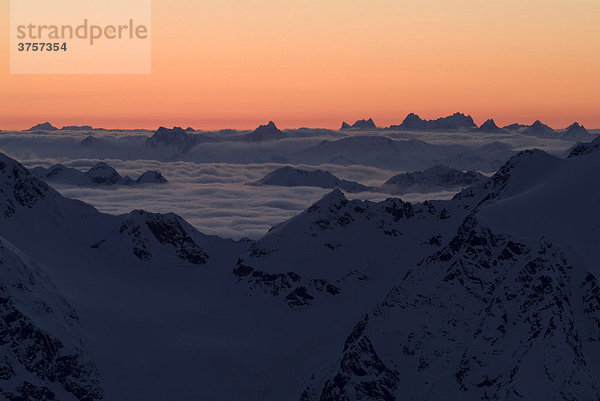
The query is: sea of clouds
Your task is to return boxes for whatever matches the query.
[22,158,450,239]
[3,127,583,239]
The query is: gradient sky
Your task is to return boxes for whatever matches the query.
[1,0,599,130]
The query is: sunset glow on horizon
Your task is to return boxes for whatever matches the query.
[1,0,599,130]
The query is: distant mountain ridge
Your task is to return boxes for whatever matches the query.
[250,166,371,193]
[380,165,486,194]
[387,112,477,131]
[340,118,377,130]
[32,162,168,186]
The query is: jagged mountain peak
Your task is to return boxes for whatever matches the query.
[340,118,377,130]
[27,122,58,131]
[246,121,284,141]
[453,149,561,209]
[0,152,53,217]
[313,187,347,207]
[391,112,476,131]
[478,118,505,133]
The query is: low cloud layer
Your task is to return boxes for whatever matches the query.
[19,158,456,239]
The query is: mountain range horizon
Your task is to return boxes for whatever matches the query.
[10,112,598,133]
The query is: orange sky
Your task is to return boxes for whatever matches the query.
[1,0,599,130]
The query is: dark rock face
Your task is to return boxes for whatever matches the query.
[233,260,341,308]
[145,215,208,265]
[309,215,600,400]
[388,112,476,131]
[568,135,600,158]
[318,315,399,401]
[0,240,103,401]
[111,211,209,265]
[0,155,51,218]
[146,126,206,151]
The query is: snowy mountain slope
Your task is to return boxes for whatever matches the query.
[3,139,600,401]
[304,215,600,400]
[568,135,600,158]
[250,166,371,193]
[234,188,466,305]
[453,148,600,275]
[0,236,103,401]
[380,165,486,195]
[0,153,241,271]
[0,152,258,399]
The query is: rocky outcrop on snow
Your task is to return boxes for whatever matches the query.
[568,135,600,158]
[0,236,103,401]
[104,210,209,264]
[306,215,600,400]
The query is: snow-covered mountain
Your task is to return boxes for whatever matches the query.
[568,134,600,158]
[304,215,600,401]
[250,166,371,193]
[2,131,600,401]
[32,162,167,186]
[379,165,486,194]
